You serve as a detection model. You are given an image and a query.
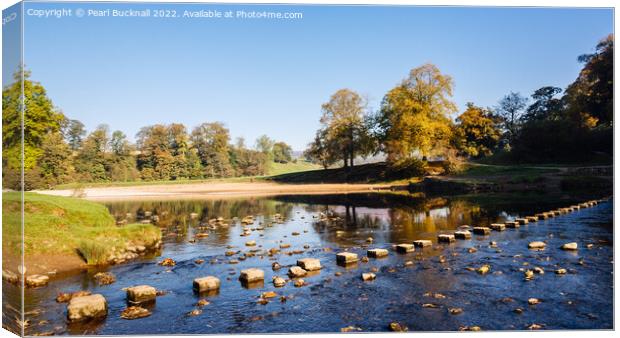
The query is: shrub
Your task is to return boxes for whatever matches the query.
[78,240,110,265]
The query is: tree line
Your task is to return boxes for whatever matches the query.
[2,75,293,190]
[304,34,613,169]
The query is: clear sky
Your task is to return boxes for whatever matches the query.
[7,2,614,150]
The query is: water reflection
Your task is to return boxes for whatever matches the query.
[8,191,611,335]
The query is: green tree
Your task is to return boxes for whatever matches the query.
[272,141,293,163]
[2,69,65,188]
[38,131,75,187]
[377,64,456,162]
[64,119,86,151]
[565,34,613,127]
[453,103,502,158]
[316,88,375,169]
[304,130,337,169]
[191,122,234,178]
[255,135,275,157]
[496,91,528,147]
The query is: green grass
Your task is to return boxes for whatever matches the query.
[2,192,161,263]
[268,160,322,176]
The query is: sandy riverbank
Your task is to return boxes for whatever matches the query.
[34,182,394,200]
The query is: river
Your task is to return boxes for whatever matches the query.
[4,192,613,334]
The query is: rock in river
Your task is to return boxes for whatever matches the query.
[437,234,456,243]
[454,230,472,240]
[528,241,546,250]
[93,272,116,285]
[362,273,376,281]
[272,276,287,287]
[396,244,415,253]
[193,276,220,292]
[239,268,265,283]
[367,248,389,258]
[26,274,49,288]
[297,258,322,271]
[561,242,578,250]
[336,252,359,265]
[126,285,157,304]
[67,294,107,322]
[389,322,408,331]
[288,266,308,278]
[120,306,151,320]
[473,227,491,235]
[413,240,432,248]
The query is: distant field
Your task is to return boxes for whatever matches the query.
[268,160,322,176]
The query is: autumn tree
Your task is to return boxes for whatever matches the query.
[376,63,456,162]
[191,122,234,178]
[304,130,337,169]
[313,88,374,169]
[453,103,502,158]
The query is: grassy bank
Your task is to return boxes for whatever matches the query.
[2,192,161,266]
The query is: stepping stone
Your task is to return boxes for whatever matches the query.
[336,252,358,264]
[25,274,49,288]
[545,212,556,218]
[473,227,491,235]
[535,213,548,220]
[67,294,107,322]
[437,234,455,243]
[126,285,157,303]
[288,266,307,278]
[361,273,376,281]
[454,231,471,240]
[551,210,561,216]
[367,248,389,258]
[515,218,528,225]
[193,276,220,292]
[413,240,432,248]
[490,223,506,231]
[505,221,520,228]
[239,268,265,283]
[528,241,546,250]
[396,244,415,253]
[297,258,322,271]
[526,216,539,222]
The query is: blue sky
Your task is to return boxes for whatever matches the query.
[7,2,614,150]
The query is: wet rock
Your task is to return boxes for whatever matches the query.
[422,303,439,308]
[294,279,306,287]
[473,227,491,235]
[524,270,534,280]
[467,247,477,254]
[2,270,18,284]
[555,268,567,275]
[297,258,322,271]
[158,258,176,266]
[367,248,389,258]
[389,322,408,332]
[56,291,91,303]
[477,265,491,275]
[120,306,151,320]
[396,244,415,253]
[528,298,541,305]
[526,216,538,222]
[366,237,374,243]
[336,252,359,264]
[528,323,544,330]
[454,230,471,240]
[437,234,455,243]
[361,273,376,281]
[272,262,282,270]
[528,241,546,250]
[193,276,220,292]
[340,326,362,332]
[561,242,578,250]
[404,261,414,267]
[535,213,548,220]
[514,307,524,314]
[515,218,528,225]
[194,259,205,265]
[245,240,256,247]
[280,243,291,249]
[261,291,278,298]
[449,307,463,315]
[533,267,544,274]
[490,223,506,231]
[288,266,307,278]
[239,268,265,283]
[126,285,157,303]
[334,272,343,277]
[361,257,370,263]
[413,240,432,248]
[26,275,49,288]
[188,308,202,316]
[272,276,287,287]
[196,299,210,307]
[66,294,107,322]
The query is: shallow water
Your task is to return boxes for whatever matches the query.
[6,192,613,334]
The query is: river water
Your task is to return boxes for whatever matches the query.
[5,192,613,334]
